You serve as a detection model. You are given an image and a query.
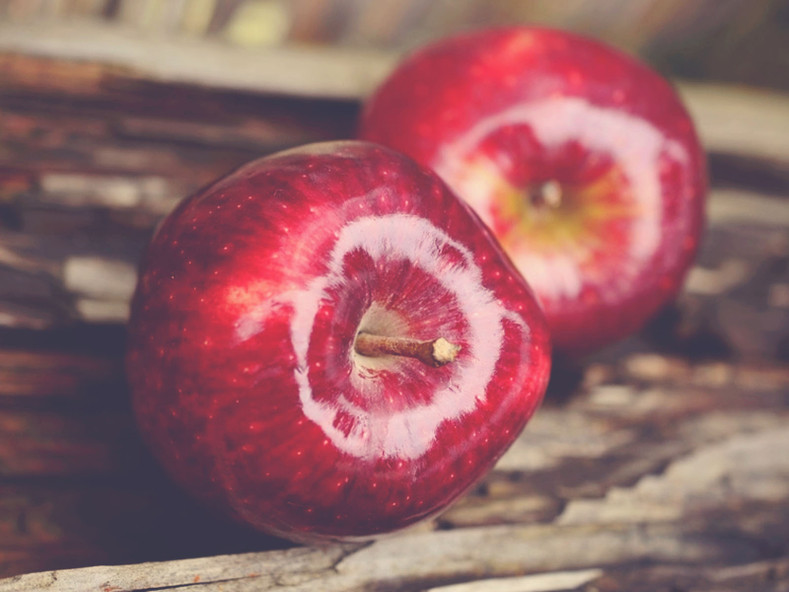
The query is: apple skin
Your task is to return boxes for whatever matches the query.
[126,140,550,543]
[358,27,707,356]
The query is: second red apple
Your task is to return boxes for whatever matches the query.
[359,27,706,355]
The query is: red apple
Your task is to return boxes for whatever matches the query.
[126,140,550,543]
[358,27,706,355]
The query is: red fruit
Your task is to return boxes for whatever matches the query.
[359,27,706,355]
[126,140,550,543]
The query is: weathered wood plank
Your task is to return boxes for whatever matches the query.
[0,349,119,399]
[2,21,789,163]
[1,499,786,590]
[0,21,395,101]
[423,569,604,592]
[679,82,789,165]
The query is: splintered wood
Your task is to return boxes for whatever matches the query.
[0,22,788,592]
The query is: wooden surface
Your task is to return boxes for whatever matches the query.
[1,22,788,592]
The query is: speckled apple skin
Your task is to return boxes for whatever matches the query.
[126,141,550,543]
[359,27,706,355]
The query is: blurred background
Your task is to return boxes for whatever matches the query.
[1,0,788,91]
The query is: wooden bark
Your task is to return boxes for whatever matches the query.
[0,20,788,592]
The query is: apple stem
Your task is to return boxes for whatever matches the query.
[530,180,563,209]
[354,333,461,367]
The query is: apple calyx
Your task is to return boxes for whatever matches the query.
[354,332,461,367]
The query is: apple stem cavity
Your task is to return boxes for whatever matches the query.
[354,332,461,367]
[530,180,563,210]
